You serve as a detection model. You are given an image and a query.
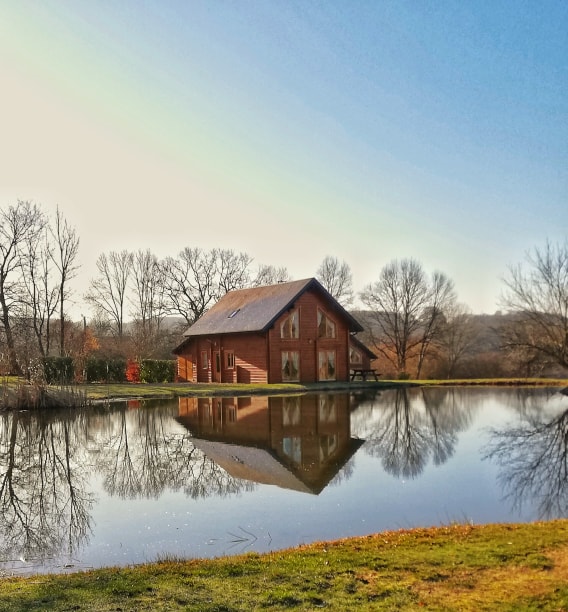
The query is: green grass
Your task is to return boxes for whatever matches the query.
[0,376,561,404]
[411,377,568,387]
[79,378,568,402]
[1,521,567,610]
[80,381,324,400]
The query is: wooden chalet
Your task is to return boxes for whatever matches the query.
[173,277,367,384]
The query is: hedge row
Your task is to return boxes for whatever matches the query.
[42,357,176,384]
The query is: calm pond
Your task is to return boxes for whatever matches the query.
[1,387,567,575]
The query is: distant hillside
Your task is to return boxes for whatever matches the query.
[349,310,568,379]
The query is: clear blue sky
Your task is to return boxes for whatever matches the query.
[1,1,566,314]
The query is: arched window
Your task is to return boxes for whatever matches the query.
[317,310,336,338]
[280,310,299,339]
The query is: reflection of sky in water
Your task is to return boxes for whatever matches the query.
[1,388,566,575]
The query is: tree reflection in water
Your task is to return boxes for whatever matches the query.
[483,403,568,519]
[358,387,477,478]
[0,410,93,567]
[0,402,254,571]
[96,404,255,500]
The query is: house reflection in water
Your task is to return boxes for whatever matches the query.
[177,394,364,494]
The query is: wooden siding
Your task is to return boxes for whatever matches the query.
[176,355,194,382]
[178,396,271,442]
[175,334,268,384]
[267,290,350,383]
[223,333,268,384]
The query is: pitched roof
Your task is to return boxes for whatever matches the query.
[349,334,377,359]
[184,437,365,495]
[180,277,363,338]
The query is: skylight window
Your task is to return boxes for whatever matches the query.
[228,308,241,319]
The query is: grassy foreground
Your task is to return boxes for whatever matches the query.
[1,521,567,611]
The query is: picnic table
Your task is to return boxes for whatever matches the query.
[350,368,380,382]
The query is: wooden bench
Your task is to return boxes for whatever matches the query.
[350,368,380,382]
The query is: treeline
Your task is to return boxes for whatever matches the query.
[0,200,292,379]
[1,200,567,381]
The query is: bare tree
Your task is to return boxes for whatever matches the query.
[85,251,133,338]
[436,303,477,378]
[415,271,456,378]
[500,240,568,370]
[360,258,456,378]
[250,264,290,287]
[130,249,167,357]
[316,256,354,307]
[0,201,46,374]
[160,248,218,327]
[50,207,80,357]
[215,249,252,296]
[21,225,59,358]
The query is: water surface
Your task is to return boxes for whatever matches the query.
[0,386,566,574]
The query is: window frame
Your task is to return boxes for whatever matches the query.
[226,350,235,369]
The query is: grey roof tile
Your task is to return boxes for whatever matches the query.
[182,277,363,337]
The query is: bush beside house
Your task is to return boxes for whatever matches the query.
[42,357,176,384]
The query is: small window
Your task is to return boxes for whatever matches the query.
[317,310,336,338]
[226,351,235,369]
[201,350,209,370]
[350,347,363,365]
[228,308,240,319]
[280,310,299,339]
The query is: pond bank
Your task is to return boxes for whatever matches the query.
[1,520,567,610]
[1,378,567,409]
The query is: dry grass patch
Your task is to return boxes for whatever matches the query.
[412,545,568,610]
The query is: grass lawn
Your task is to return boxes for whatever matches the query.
[68,377,568,402]
[0,521,567,611]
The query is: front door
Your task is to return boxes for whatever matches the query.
[213,351,222,383]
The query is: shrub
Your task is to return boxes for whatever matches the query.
[85,358,127,382]
[140,360,176,383]
[43,357,74,384]
[125,359,141,383]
